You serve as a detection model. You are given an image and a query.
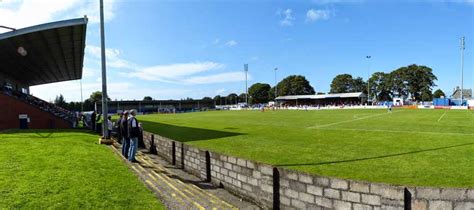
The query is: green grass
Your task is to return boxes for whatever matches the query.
[0,130,164,209]
[139,108,474,188]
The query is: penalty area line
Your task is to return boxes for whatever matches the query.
[309,110,404,129]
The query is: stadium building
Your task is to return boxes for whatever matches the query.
[97,99,215,114]
[275,92,367,107]
[0,18,88,130]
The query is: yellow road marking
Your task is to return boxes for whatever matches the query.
[135,163,206,210]
[131,165,187,206]
[138,155,235,209]
[138,156,223,205]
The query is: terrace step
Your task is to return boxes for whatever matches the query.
[110,142,258,210]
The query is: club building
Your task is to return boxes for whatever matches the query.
[0,18,88,130]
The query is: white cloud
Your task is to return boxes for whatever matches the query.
[213,39,220,44]
[86,45,136,69]
[306,9,333,22]
[278,9,295,26]
[184,72,246,84]
[225,40,238,47]
[127,62,223,83]
[29,80,198,102]
[0,0,116,33]
[82,67,97,78]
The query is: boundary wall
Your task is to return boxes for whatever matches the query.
[142,131,474,210]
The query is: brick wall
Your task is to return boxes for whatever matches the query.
[0,93,71,130]
[142,131,474,209]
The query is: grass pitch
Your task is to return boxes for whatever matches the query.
[0,130,164,209]
[139,108,474,188]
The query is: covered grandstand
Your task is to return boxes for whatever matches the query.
[275,92,367,107]
[0,17,88,130]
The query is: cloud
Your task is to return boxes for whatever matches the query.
[82,67,97,78]
[306,9,333,22]
[184,72,247,84]
[225,40,238,47]
[86,45,136,69]
[213,39,220,44]
[29,80,197,101]
[127,61,224,83]
[278,9,295,26]
[0,0,116,33]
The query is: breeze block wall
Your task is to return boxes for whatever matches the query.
[142,131,474,209]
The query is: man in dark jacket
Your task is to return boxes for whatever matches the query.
[127,109,140,162]
[120,111,130,158]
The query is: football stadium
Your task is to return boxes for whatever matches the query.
[1,1,473,210]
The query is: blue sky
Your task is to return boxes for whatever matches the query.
[1,0,473,101]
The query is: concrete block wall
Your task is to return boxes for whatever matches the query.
[142,131,474,209]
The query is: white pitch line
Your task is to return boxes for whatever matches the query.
[316,127,474,137]
[437,112,447,122]
[309,110,404,129]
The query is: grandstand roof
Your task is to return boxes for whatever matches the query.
[0,17,88,86]
[275,92,366,100]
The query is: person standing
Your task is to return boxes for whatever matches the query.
[127,109,140,162]
[120,111,130,158]
[106,116,113,139]
[91,111,96,131]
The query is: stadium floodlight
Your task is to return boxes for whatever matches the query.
[244,64,248,104]
[100,0,109,138]
[17,46,27,56]
[460,37,465,105]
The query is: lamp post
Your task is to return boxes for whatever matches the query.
[366,55,371,104]
[100,0,109,138]
[460,37,465,105]
[244,64,248,104]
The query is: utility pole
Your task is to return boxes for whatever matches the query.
[80,79,83,112]
[366,55,371,104]
[244,64,248,104]
[460,36,465,105]
[100,0,109,138]
[274,68,278,99]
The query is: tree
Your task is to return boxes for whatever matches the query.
[202,97,213,101]
[248,83,271,104]
[89,91,110,103]
[352,77,367,93]
[54,94,67,109]
[227,93,238,104]
[143,96,153,101]
[368,72,392,101]
[276,75,315,96]
[433,89,445,98]
[389,64,437,101]
[238,93,247,103]
[213,95,222,105]
[421,90,433,101]
[330,74,366,93]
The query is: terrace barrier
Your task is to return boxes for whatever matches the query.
[141,131,474,209]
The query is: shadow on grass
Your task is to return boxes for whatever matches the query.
[0,129,96,139]
[141,120,243,142]
[275,142,474,167]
